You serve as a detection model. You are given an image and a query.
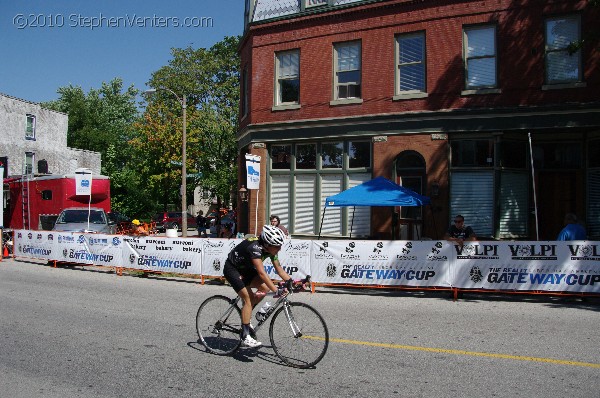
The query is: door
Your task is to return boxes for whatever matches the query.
[394,151,426,240]
[536,170,583,240]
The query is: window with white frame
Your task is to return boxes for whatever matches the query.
[545,15,581,84]
[396,32,426,93]
[275,50,300,105]
[306,0,328,7]
[334,41,361,100]
[26,114,36,139]
[269,141,371,236]
[463,26,497,89]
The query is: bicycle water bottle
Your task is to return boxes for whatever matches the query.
[256,301,271,322]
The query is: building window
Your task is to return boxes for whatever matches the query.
[396,32,426,94]
[269,140,371,236]
[463,26,497,89]
[296,144,317,169]
[271,145,292,169]
[26,114,36,139]
[321,142,343,169]
[306,0,328,7]
[275,50,300,105]
[451,139,494,167]
[334,41,361,100]
[545,15,581,84]
[25,152,35,174]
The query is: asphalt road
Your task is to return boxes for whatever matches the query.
[1,258,599,398]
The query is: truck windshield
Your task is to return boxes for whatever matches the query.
[57,210,106,224]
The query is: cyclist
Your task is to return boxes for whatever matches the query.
[223,225,293,348]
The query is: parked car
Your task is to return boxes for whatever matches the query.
[107,212,132,234]
[53,207,116,234]
[152,211,197,232]
[107,212,131,224]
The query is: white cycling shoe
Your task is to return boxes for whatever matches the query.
[241,335,262,348]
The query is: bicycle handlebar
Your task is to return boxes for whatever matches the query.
[278,275,311,295]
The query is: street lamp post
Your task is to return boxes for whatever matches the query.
[145,88,188,237]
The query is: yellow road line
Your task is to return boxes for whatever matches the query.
[303,336,600,369]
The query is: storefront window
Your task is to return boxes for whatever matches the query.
[348,141,371,168]
[321,142,343,168]
[451,140,494,167]
[500,141,527,168]
[296,144,316,169]
[271,145,291,169]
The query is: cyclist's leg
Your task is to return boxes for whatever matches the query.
[224,264,261,346]
[223,262,249,316]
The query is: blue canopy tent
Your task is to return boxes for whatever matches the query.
[318,176,432,239]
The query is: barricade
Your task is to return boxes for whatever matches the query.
[9,229,600,298]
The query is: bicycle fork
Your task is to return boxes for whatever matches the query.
[283,302,302,338]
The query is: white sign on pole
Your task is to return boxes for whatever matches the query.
[75,172,92,195]
[245,154,261,190]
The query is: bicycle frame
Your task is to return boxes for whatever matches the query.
[217,290,300,337]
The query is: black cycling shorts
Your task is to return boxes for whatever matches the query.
[223,260,258,293]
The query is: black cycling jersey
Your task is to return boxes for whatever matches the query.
[226,238,278,271]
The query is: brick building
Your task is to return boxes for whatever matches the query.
[237,0,600,240]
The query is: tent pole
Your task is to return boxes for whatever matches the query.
[528,132,539,240]
[318,206,326,240]
[349,206,355,239]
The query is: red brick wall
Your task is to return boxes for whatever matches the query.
[239,0,597,129]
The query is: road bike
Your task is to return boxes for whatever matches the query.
[196,276,329,368]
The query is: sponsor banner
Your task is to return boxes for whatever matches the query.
[121,236,203,274]
[452,241,600,293]
[53,233,122,266]
[311,240,453,287]
[263,239,312,280]
[13,230,55,260]
[201,238,241,277]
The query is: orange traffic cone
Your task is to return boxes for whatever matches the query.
[3,245,9,258]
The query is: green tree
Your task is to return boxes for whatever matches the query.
[42,78,145,216]
[137,36,240,211]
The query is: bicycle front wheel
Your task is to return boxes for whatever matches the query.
[269,302,329,368]
[196,295,242,355]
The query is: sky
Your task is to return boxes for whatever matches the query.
[0,0,245,103]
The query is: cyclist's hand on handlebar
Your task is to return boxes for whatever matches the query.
[285,278,294,291]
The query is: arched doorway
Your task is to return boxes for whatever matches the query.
[394,150,426,239]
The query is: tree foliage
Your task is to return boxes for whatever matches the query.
[42,78,148,217]
[135,36,241,211]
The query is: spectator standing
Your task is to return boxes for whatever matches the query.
[270,215,289,237]
[444,215,476,245]
[557,213,586,241]
[196,211,207,237]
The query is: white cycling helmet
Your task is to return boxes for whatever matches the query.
[260,225,286,246]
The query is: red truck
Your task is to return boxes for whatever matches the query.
[2,173,111,231]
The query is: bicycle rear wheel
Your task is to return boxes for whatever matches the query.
[196,295,242,355]
[269,302,329,368]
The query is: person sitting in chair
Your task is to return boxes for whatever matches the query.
[131,219,149,236]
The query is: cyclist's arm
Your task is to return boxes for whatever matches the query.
[272,258,291,283]
[251,258,278,292]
